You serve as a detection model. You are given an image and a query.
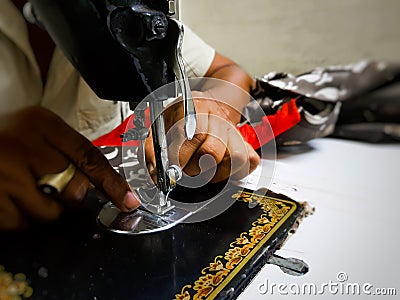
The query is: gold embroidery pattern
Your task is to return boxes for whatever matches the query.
[174,191,296,300]
[0,265,33,299]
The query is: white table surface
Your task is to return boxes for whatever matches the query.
[238,138,400,299]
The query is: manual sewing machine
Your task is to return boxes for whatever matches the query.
[28,0,217,234]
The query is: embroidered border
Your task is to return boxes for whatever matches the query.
[174,190,297,300]
[0,265,33,299]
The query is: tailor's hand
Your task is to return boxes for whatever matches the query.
[0,107,140,230]
[144,91,260,183]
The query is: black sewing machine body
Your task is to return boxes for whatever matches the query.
[29,0,176,102]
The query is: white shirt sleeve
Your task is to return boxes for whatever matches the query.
[181,24,215,78]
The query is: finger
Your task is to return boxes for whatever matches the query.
[0,192,29,231]
[8,179,64,222]
[28,139,70,178]
[20,132,91,207]
[210,151,231,183]
[229,142,260,181]
[211,127,250,182]
[166,123,186,167]
[0,142,63,222]
[246,142,261,175]
[34,108,140,212]
[59,168,91,207]
[183,114,228,176]
[172,132,207,172]
[7,174,64,222]
[143,133,156,173]
[167,113,209,170]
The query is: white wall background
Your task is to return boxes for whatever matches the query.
[179,0,400,76]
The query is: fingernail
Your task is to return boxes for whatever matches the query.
[123,190,141,211]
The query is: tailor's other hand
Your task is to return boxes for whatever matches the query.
[144,91,260,183]
[0,107,140,230]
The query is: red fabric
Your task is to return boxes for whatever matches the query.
[237,99,301,149]
[92,115,139,147]
[92,99,301,149]
[92,108,151,147]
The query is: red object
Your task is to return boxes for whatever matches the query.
[92,108,151,147]
[92,115,139,147]
[237,99,300,149]
[92,99,301,149]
